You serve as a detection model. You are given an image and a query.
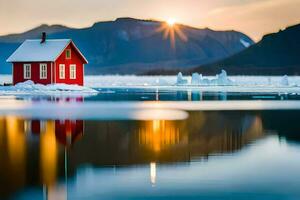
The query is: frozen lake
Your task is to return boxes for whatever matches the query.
[1,75,300,200]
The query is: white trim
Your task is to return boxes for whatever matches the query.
[83,64,85,85]
[23,64,31,79]
[59,64,65,79]
[70,64,76,79]
[39,63,47,79]
[54,62,56,83]
[51,62,53,84]
[12,63,14,85]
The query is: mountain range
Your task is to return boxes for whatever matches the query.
[188,23,300,75]
[0,18,253,74]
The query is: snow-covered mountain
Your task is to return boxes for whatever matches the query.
[0,18,253,74]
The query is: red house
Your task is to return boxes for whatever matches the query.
[6,33,88,86]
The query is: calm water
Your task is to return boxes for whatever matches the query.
[1,89,300,200]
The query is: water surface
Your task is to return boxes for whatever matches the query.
[1,88,300,200]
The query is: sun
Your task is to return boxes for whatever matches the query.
[155,18,188,49]
[167,19,176,26]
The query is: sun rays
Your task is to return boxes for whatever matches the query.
[156,20,188,49]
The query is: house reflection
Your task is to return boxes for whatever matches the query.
[0,117,84,199]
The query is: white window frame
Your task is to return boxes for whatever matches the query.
[70,64,76,79]
[23,64,31,79]
[39,63,47,79]
[59,64,65,79]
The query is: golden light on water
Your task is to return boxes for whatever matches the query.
[40,121,57,186]
[139,120,181,152]
[156,19,188,48]
[6,116,26,185]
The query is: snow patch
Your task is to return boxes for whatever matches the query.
[7,39,72,62]
[0,81,98,96]
[240,38,251,48]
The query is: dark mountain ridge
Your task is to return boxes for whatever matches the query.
[189,23,300,75]
[0,17,253,74]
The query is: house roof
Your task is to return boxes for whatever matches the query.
[6,39,88,63]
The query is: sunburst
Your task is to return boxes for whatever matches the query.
[156,19,188,49]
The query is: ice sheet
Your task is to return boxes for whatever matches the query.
[0,80,98,96]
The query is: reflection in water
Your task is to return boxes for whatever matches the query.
[138,120,182,152]
[150,162,156,185]
[5,116,26,193]
[0,110,300,199]
[0,117,84,199]
[40,121,57,186]
[86,88,299,101]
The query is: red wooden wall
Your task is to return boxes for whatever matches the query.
[12,62,52,85]
[54,43,84,86]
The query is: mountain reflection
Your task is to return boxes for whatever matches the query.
[1,110,300,198]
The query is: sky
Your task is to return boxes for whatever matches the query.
[0,0,300,41]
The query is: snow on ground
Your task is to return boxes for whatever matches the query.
[0,80,98,96]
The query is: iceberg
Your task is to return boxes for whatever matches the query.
[178,70,234,86]
[176,72,188,85]
[191,73,202,85]
[212,70,235,86]
[280,75,289,86]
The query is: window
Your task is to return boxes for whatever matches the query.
[59,64,65,79]
[66,49,71,59]
[23,64,31,79]
[70,64,76,79]
[40,63,47,79]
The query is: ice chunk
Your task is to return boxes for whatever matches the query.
[199,78,210,85]
[176,72,188,85]
[191,73,202,85]
[280,75,289,86]
[210,70,234,86]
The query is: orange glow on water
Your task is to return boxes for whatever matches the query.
[6,116,26,184]
[40,121,57,186]
[139,120,181,152]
